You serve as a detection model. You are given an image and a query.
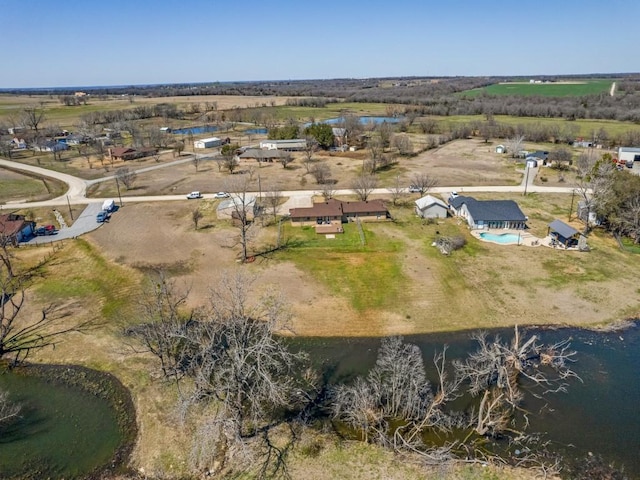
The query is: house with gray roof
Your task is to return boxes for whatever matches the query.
[415,195,448,219]
[449,196,527,230]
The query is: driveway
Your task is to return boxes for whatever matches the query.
[25,203,105,245]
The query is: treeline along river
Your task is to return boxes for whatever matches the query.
[288,323,640,477]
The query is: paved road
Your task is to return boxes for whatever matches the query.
[2,154,583,233]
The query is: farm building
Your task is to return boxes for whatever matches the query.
[415,195,449,219]
[0,213,35,246]
[449,196,527,230]
[289,199,390,227]
[260,139,307,151]
[495,145,506,154]
[194,137,223,149]
[617,147,640,164]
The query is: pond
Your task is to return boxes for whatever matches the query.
[0,365,136,479]
[244,128,267,135]
[171,125,218,135]
[320,116,403,125]
[288,323,640,477]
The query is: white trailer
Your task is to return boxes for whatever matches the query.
[102,199,116,212]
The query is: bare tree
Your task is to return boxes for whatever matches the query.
[351,174,378,201]
[0,243,90,364]
[613,194,640,243]
[129,271,310,476]
[506,135,525,159]
[410,172,438,196]
[279,152,294,169]
[366,137,384,173]
[392,134,414,156]
[321,183,336,201]
[226,175,258,262]
[115,167,137,190]
[0,389,20,426]
[454,326,579,437]
[263,185,283,222]
[387,175,407,206]
[310,162,332,184]
[173,141,185,158]
[302,137,318,173]
[192,208,203,230]
[21,107,46,133]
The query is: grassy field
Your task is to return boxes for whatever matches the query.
[461,79,613,97]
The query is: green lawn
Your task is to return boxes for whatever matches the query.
[278,223,407,311]
[461,80,613,97]
[621,237,640,254]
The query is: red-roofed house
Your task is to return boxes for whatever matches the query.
[289,199,389,230]
[0,214,35,246]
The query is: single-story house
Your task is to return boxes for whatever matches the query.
[548,219,585,249]
[617,147,640,164]
[109,146,157,161]
[238,149,283,162]
[0,213,35,246]
[10,137,27,149]
[527,150,549,165]
[260,139,307,151]
[194,137,223,149]
[449,196,527,230]
[34,140,69,153]
[289,199,389,227]
[495,145,506,154]
[66,133,90,145]
[415,195,449,219]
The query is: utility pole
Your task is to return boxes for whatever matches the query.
[115,176,123,207]
[66,195,74,221]
[568,188,576,221]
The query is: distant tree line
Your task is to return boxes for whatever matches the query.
[5,74,640,122]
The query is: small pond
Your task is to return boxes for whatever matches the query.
[319,116,403,126]
[171,125,218,135]
[244,128,267,135]
[0,365,136,479]
[288,323,640,477]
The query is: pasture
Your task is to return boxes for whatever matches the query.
[461,79,613,97]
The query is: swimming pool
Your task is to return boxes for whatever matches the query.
[479,232,521,244]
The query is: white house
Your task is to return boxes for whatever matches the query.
[415,195,449,219]
[617,147,640,164]
[259,139,307,151]
[194,137,222,149]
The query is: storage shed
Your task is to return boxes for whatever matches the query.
[194,137,222,149]
[415,195,449,219]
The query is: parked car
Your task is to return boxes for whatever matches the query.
[35,224,56,236]
[96,211,109,223]
[213,192,230,199]
[450,191,459,199]
[186,191,203,199]
[408,185,421,193]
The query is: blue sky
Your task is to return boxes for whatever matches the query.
[1,0,638,88]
